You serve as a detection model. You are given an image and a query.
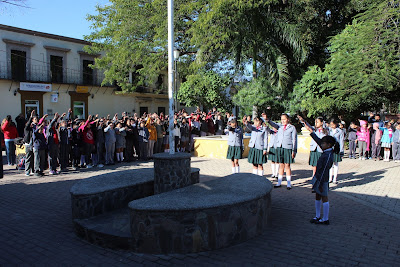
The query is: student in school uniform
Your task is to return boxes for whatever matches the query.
[327,119,344,184]
[371,123,382,161]
[298,115,338,225]
[245,117,268,176]
[347,122,358,159]
[302,117,327,177]
[267,127,279,179]
[265,113,297,190]
[392,124,400,162]
[224,117,244,174]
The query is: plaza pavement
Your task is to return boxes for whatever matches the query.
[0,152,399,266]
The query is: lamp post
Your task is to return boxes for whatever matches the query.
[173,49,180,112]
[168,0,175,155]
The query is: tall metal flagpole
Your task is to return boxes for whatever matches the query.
[168,0,175,155]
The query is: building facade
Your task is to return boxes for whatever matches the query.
[0,24,180,120]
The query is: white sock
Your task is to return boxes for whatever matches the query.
[323,202,330,221]
[120,152,124,161]
[232,167,236,174]
[271,163,275,176]
[286,175,292,187]
[80,155,85,166]
[252,169,258,175]
[236,166,240,173]
[277,175,283,186]
[333,163,338,183]
[116,153,120,162]
[329,167,333,182]
[258,169,263,176]
[275,164,280,176]
[315,200,322,218]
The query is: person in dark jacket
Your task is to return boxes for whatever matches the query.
[46,113,61,175]
[15,113,26,138]
[138,121,149,160]
[33,124,47,177]
[23,110,38,176]
[59,119,70,172]
[299,115,339,225]
[125,119,135,162]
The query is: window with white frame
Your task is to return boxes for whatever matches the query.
[73,101,85,119]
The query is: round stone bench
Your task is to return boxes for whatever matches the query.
[70,168,155,220]
[128,173,272,254]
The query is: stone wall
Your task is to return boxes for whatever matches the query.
[153,153,192,194]
[71,181,154,220]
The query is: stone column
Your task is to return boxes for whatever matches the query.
[153,152,191,194]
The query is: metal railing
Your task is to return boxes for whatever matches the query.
[0,61,106,86]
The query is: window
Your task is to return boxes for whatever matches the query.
[25,100,39,117]
[11,50,27,81]
[50,55,63,83]
[158,107,165,115]
[82,60,94,85]
[140,107,148,116]
[73,101,85,120]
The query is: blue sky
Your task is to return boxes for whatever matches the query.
[0,0,110,39]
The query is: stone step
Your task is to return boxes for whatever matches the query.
[73,208,132,250]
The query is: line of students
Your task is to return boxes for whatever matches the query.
[225,113,297,190]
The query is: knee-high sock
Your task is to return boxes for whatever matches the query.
[329,167,333,182]
[252,169,258,175]
[116,153,120,162]
[277,175,283,186]
[286,175,292,187]
[236,166,240,173]
[271,163,275,176]
[120,152,124,161]
[258,169,263,176]
[323,202,330,221]
[332,162,339,182]
[232,167,236,174]
[315,200,322,218]
[275,164,280,176]
[80,155,85,166]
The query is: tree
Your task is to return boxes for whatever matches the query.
[292,1,400,116]
[177,70,232,111]
[233,78,286,118]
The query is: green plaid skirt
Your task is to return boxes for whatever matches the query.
[309,150,322,167]
[276,147,295,164]
[268,147,277,162]
[248,147,267,165]
[333,152,342,163]
[226,145,242,160]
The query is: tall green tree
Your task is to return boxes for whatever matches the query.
[292,1,400,116]
[177,70,232,111]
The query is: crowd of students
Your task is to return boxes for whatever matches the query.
[223,112,400,225]
[0,108,229,177]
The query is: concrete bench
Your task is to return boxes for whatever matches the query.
[70,167,200,220]
[128,173,272,254]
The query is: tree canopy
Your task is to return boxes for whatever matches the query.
[293,1,400,117]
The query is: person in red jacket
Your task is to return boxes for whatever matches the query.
[1,115,19,165]
[79,115,96,168]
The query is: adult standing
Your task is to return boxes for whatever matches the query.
[1,115,18,166]
[154,118,165,154]
[15,113,26,138]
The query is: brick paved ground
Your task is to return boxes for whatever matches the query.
[0,152,399,266]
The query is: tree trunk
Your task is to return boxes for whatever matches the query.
[252,44,258,120]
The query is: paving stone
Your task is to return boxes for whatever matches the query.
[0,153,399,265]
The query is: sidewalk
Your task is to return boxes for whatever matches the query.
[0,153,399,266]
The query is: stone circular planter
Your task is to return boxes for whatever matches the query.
[153,152,191,194]
[129,173,272,254]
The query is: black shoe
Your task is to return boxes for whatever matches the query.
[315,219,330,225]
[287,187,292,190]
[274,184,281,188]
[310,217,320,224]
[311,190,316,193]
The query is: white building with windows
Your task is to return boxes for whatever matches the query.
[0,24,178,120]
